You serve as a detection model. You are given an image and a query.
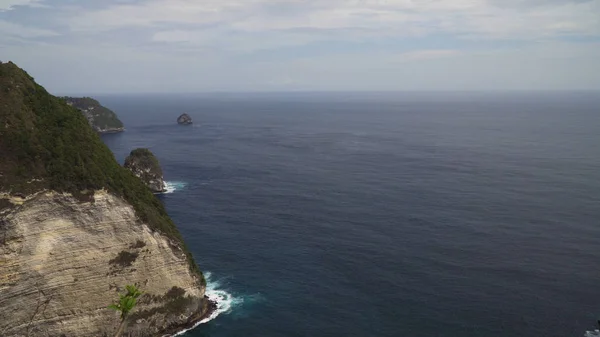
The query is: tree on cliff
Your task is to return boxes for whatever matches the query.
[109,284,142,337]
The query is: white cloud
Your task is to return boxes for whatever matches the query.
[68,0,259,31]
[67,0,600,40]
[52,0,600,59]
[2,0,599,92]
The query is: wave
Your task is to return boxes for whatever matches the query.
[585,330,600,337]
[163,181,188,194]
[169,272,242,336]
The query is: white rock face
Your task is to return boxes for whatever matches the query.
[0,191,206,337]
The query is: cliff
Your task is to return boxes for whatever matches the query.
[124,149,167,193]
[62,96,125,133]
[0,61,209,336]
[0,191,208,336]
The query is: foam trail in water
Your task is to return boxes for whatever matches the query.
[163,181,187,194]
[169,272,240,336]
[585,330,600,337]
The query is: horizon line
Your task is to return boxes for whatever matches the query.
[54,89,600,96]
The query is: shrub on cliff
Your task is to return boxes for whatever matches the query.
[109,284,142,337]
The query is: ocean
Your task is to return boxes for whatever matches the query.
[98,92,600,337]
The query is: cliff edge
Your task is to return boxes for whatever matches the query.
[0,61,209,336]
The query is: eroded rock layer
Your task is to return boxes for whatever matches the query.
[0,191,207,337]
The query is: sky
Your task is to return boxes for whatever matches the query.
[0,0,599,93]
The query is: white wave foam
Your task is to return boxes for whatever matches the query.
[585,330,600,337]
[168,272,240,337]
[163,181,187,194]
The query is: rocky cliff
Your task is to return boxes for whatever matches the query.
[0,191,208,337]
[0,61,210,336]
[63,96,125,133]
[124,149,167,193]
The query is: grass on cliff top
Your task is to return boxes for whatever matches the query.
[0,61,202,281]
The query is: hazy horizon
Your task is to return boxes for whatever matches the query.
[56,90,600,97]
[1,0,599,93]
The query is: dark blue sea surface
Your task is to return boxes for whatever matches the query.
[99,92,600,337]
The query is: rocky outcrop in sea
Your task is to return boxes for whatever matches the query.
[124,148,167,193]
[177,113,193,125]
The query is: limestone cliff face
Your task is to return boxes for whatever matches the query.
[0,190,207,337]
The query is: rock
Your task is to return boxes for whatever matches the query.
[124,148,167,193]
[177,113,193,125]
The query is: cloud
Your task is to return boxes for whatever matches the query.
[0,0,44,11]
[66,0,600,40]
[59,0,597,57]
[68,0,251,31]
[397,49,461,61]
[1,0,599,92]
[0,19,58,39]
[151,28,365,53]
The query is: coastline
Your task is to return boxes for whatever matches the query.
[98,127,125,134]
[161,296,218,337]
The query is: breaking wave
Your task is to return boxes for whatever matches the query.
[163,181,188,194]
[170,272,244,336]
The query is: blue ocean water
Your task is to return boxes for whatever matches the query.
[99,92,600,337]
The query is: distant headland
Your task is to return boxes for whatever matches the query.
[62,96,125,133]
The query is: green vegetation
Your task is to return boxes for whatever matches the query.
[109,284,142,320]
[0,62,202,281]
[129,286,194,322]
[62,96,124,131]
[124,148,163,176]
[109,284,143,337]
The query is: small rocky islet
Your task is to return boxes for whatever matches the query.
[177,113,193,125]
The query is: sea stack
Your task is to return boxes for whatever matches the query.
[177,113,193,125]
[124,148,167,193]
